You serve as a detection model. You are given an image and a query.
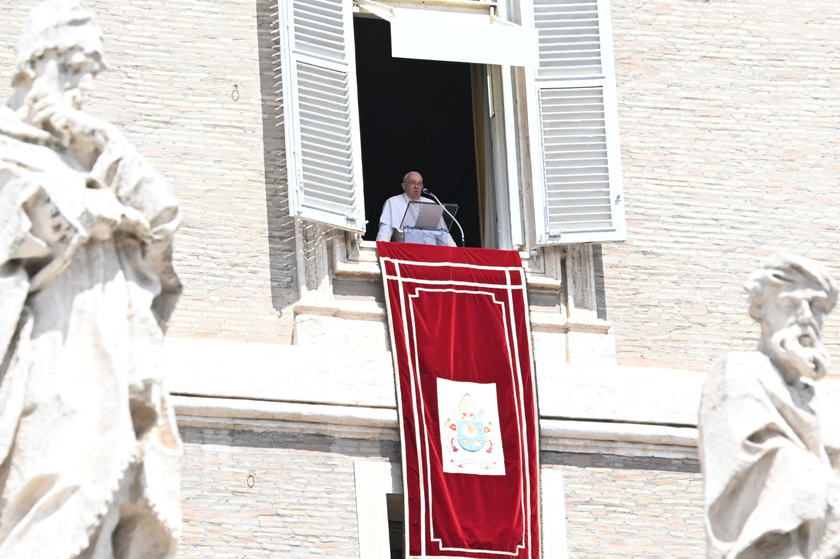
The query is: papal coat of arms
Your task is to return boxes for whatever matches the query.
[437,379,506,475]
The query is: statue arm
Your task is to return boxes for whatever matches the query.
[96,133,182,325]
[30,98,183,322]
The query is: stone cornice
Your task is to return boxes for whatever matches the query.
[173,395,699,459]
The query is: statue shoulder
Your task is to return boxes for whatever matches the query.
[703,351,777,405]
[711,351,773,373]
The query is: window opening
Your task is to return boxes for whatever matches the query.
[353,16,482,247]
[386,493,404,559]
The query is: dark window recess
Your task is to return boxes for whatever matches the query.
[386,493,404,559]
[354,16,481,247]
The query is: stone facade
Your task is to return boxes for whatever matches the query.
[0,0,299,344]
[549,455,704,559]
[3,0,836,367]
[177,428,704,559]
[3,0,839,557]
[604,0,840,370]
[179,427,395,558]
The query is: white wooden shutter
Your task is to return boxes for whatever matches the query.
[278,0,365,232]
[526,0,625,244]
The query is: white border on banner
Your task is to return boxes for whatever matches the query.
[379,253,540,558]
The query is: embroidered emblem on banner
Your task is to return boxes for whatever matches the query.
[437,379,505,476]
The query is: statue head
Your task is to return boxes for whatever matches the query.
[745,253,837,384]
[10,0,105,110]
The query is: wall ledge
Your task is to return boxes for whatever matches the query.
[173,395,698,458]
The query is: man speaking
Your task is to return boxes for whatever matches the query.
[376,171,456,246]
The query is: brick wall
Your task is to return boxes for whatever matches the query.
[604,0,840,370]
[546,453,705,559]
[179,427,402,559]
[0,0,299,344]
[178,428,706,558]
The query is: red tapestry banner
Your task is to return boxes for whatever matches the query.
[378,242,540,559]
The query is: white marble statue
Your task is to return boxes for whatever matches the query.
[699,253,840,559]
[0,1,182,557]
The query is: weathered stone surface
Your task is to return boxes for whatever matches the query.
[699,253,840,559]
[0,2,181,557]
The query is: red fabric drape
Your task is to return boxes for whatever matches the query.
[378,242,540,559]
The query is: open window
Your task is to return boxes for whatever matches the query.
[353,16,482,247]
[278,0,625,249]
[351,0,542,250]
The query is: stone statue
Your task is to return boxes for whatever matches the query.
[0,1,182,557]
[699,253,840,559]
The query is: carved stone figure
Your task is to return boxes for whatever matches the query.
[0,2,182,557]
[699,253,840,559]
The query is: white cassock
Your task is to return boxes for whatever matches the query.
[376,193,456,246]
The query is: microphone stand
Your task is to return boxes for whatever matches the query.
[422,188,466,247]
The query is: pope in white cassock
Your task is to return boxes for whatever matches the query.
[376,170,457,246]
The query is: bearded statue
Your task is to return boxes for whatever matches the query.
[0,1,181,558]
[699,253,840,559]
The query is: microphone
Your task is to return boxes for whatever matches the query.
[422,188,466,247]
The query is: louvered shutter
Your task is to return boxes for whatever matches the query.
[278,0,365,232]
[526,0,625,244]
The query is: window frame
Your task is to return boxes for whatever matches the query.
[279,0,625,248]
[278,0,367,233]
[523,0,626,245]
